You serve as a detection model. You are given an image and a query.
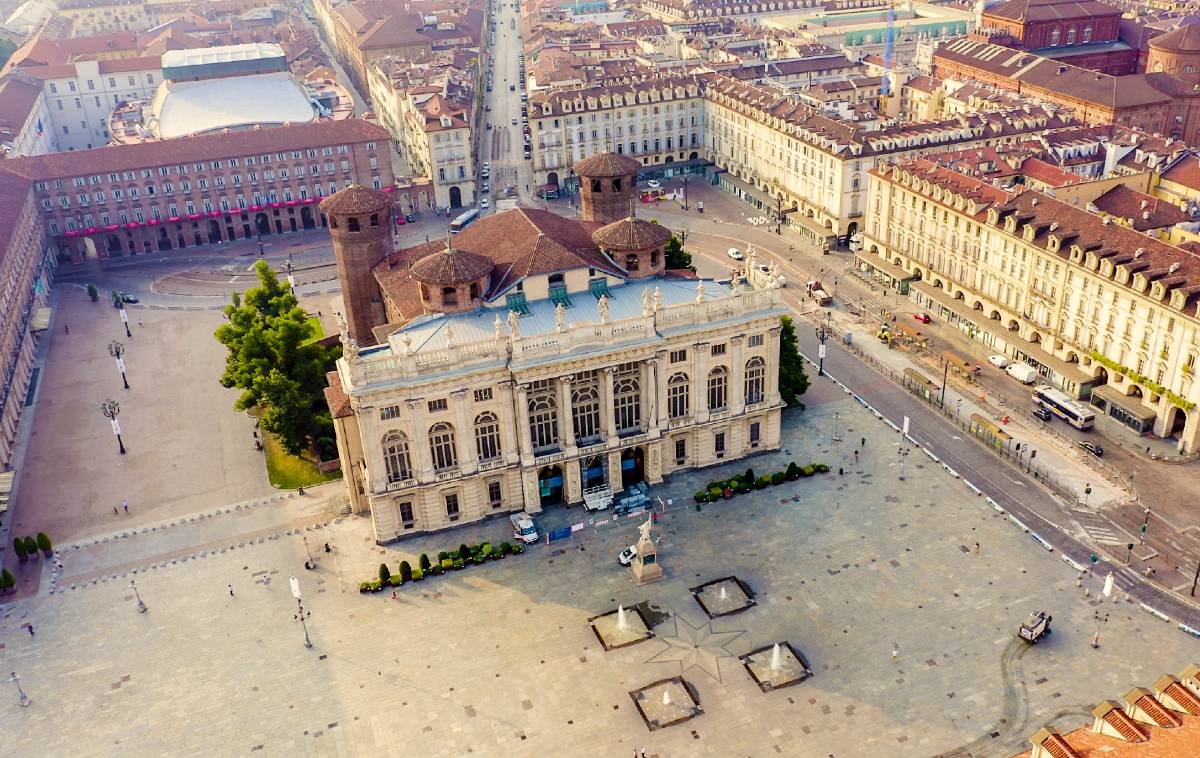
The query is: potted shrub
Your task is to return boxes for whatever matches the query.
[390,575,403,587]
[814,463,831,473]
[87,283,99,302]
[693,491,707,503]
[419,553,432,573]
[736,480,751,495]
[452,558,465,569]
[411,567,424,581]
[479,543,493,560]
[744,467,755,484]
[358,581,371,593]
[12,536,27,563]
[771,472,786,485]
[513,543,525,554]
[378,563,391,584]
[786,462,801,480]
[458,544,471,561]
[0,568,13,595]
[437,551,450,562]
[22,536,37,561]
[755,475,771,489]
[399,561,412,582]
[368,580,382,592]
[500,542,513,555]
[432,563,445,575]
[36,532,52,557]
[803,465,815,477]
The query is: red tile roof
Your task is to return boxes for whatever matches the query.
[323,370,352,419]
[1162,155,1200,192]
[0,118,390,180]
[1137,693,1184,728]
[1092,184,1189,231]
[1164,682,1200,715]
[1101,705,1149,743]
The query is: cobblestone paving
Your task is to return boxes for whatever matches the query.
[1,389,1196,757]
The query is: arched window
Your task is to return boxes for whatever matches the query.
[382,432,411,483]
[614,377,641,431]
[528,382,559,450]
[442,287,458,306]
[1066,26,1076,44]
[1082,24,1092,43]
[429,422,457,471]
[707,366,728,411]
[625,253,640,271]
[1049,28,1060,46]
[369,213,379,227]
[474,412,502,461]
[469,282,479,300]
[591,178,602,192]
[572,385,601,441]
[612,178,622,192]
[347,216,360,232]
[744,356,765,404]
[651,248,659,267]
[667,372,689,418]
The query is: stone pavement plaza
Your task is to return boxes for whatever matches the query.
[2,382,1198,757]
[14,287,271,547]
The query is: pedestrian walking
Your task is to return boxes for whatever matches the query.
[860,436,866,448]
[853,450,859,464]
[891,644,898,663]
[64,324,69,334]
[228,584,235,597]
[973,542,981,556]
[27,624,34,637]
[838,466,843,476]
[391,590,397,600]
[122,499,129,514]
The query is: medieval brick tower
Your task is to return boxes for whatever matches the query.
[574,151,640,224]
[321,185,392,347]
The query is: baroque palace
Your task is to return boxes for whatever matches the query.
[322,152,787,542]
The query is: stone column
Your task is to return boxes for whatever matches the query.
[608,449,624,494]
[601,367,617,440]
[558,375,576,451]
[522,469,542,514]
[516,383,533,463]
[453,390,475,474]
[643,357,660,433]
[499,382,520,464]
[693,342,709,423]
[408,399,434,482]
[730,336,745,414]
[767,326,782,404]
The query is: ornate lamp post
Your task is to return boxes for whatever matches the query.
[289,576,313,649]
[130,578,147,613]
[9,671,29,707]
[100,399,125,455]
[108,340,129,390]
[814,311,831,377]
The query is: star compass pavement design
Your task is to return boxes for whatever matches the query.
[644,612,746,682]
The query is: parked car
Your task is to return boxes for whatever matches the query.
[404,213,416,223]
[1031,406,1052,422]
[511,118,518,125]
[988,354,1011,369]
[618,545,637,566]
[1078,441,1104,457]
[912,312,932,324]
[727,247,745,260]
[118,292,138,304]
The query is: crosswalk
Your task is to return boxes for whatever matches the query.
[1071,508,1127,545]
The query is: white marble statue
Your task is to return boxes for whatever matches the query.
[494,314,504,340]
[507,309,521,340]
[598,294,610,324]
[637,515,654,545]
[653,286,662,312]
[642,288,651,317]
[555,302,566,332]
[695,280,706,303]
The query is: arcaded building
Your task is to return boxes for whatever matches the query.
[323,152,787,542]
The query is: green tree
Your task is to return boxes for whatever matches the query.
[87,283,99,302]
[778,316,810,407]
[214,260,340,455]
[664,235,693,271]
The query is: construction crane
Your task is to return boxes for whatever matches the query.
[878,0,896,114]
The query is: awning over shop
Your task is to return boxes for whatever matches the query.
[721,172,778,209]
[30,307,51,332]
[789,211,838,241]
[0,470,13,514]
[1091,384,1157,422]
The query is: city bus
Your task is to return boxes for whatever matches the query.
[1032,386,1095,430]
[450,209,480,233]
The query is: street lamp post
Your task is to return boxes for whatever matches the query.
[832,411,841,442]
[117,303,132,338]
[775,195,782,235]
[100,399,125,455]
[108,340,129,390]
[815,311,831,377]
[256,230,264,257]
[898,446,908,481]
[285,253,295,296]
[681,175,689,210]
[9,671,29,707]
[289,576,313,649]
[303,535,316,570]
[1141,508,1151,544]
[1090,609,1109,648]
[130,578,147,613]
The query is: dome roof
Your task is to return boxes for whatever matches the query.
[410,245,493,285]
[319,184,390,215]
[573,151,641,178]
[1150,22,1200,52]
[592,216,672,251]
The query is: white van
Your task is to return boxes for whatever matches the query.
[509,512,538,543]
[1006,363,1038,384]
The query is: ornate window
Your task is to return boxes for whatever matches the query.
[382,432,411,483]
[528,381,559,451]
[614,377,641,432]
[474,412,502,462]
[667,372,690,418]
[429,422,457,472]
[572,385,602,442]
[707,366,728,411]
[744,357,765,404]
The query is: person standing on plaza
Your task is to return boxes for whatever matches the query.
[122,499,129,514]
[228,584,235,597]
[892,644,898,663]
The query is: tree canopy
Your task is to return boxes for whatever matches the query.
[778,316,810,407]
[215,260,340,455]
[664,235,694,271]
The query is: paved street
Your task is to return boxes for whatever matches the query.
[479,0,536,208]
[2,396,1196,757]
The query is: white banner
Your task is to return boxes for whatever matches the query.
[115,357,126,372]
[818,343,826,360]
[110,419,122,435]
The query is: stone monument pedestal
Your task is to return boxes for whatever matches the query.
[629,535,663,585]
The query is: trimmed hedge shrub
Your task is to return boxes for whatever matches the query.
[12,536,26,562]
[378,563,391,583]
[22,536,36,556]
[736,481,751,494]
[755,476,771,489]
[770,472,786,485]
[36,532,52,555]
[513,543,525,554]
[419,553,432,572]
[0,568,13,593]
[814,463,831,473]
[500,541,513,555]
[389,575,403,587]
[452,558,465,569]
[694,491,707,502]
[399,561,412,581]
[803,465,815,477]
[368,580,382,592]
[411,568,424,581]
[440,558,453,570]
[437,551,450,562]
[786,462,801,480]
[359,581,371,593]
